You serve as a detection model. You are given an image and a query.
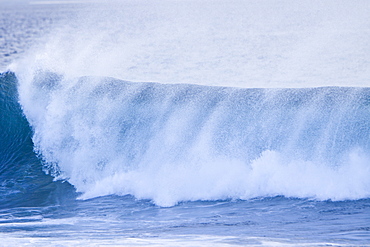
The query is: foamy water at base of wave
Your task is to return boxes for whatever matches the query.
[0,235,356,247]
[0,196,369,246]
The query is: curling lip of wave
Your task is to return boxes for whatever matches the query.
[0,72,75,209]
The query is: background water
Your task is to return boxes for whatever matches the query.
[1,0,370,246]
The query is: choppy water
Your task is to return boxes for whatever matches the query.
[1,0,370,246]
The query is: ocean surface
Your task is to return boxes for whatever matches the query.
[1,0,370,246]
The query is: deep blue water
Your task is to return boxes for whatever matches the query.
[1,1,370,246]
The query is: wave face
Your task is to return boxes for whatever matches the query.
[15,71,370,206]
[0,72,74,208]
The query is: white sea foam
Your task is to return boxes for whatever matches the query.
[0,233,349,247]
[79,149,370,207]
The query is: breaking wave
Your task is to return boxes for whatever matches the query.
[5,70,369,207]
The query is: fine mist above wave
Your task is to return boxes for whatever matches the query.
[6,0,370,88]
[15,70,370,206]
